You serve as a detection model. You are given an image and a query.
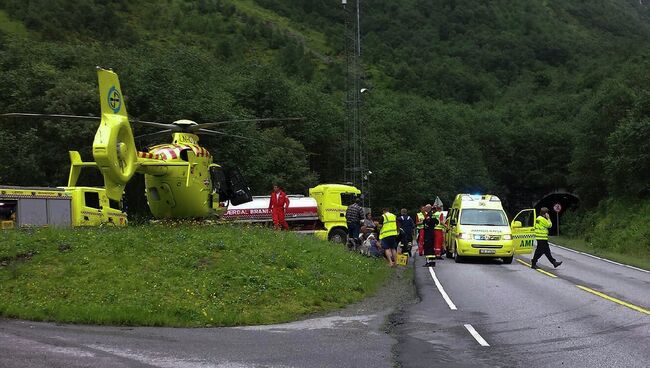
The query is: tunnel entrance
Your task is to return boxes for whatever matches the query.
[534,191,580,236]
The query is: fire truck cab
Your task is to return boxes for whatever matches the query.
[0,186,127,228]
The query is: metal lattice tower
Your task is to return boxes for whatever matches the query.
[342,0,369,208]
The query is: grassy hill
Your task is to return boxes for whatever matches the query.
[0,225,390,326]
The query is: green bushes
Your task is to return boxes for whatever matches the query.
[561,199,650,267]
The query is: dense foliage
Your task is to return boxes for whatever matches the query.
[0,0,649,216]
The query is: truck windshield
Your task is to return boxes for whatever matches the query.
[460,209,508,226]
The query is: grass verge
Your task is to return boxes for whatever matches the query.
[550,236,650,271]
[0,224,391,327]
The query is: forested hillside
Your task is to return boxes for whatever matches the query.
[0,0,648,221]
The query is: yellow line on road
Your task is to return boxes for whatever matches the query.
[516,259,558,278]
[576,285,650,316]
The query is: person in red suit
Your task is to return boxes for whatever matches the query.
[269,184,290,230]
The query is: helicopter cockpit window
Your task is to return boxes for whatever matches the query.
[179,149,189,162]
[84,192,100,209]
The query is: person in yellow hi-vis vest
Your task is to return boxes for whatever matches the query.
[379,208,399,267]
[416,204,430,256]
[531,207,563,269]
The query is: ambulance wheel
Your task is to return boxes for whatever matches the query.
[454,248,463,263]
[502,256,513,264]
[328,228,347,244]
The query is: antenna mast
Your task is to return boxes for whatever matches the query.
[342,0,369,208]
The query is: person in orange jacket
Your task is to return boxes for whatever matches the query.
[269,184,290,230]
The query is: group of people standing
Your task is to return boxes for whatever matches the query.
[416,204,446,267]
[346,202,445,267]
[276,188,563,270]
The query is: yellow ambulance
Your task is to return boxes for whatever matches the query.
[444,194,533,264]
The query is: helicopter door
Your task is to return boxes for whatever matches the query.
[209,166,229,197]
[208,166,253,206]
[226,169,253,205]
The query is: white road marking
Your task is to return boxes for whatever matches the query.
[550,243,649,274]
[463,324,490,347]
[88,344,280,368]
[428,267,457,310]
[0,332,95,358]
[235,315,376,332]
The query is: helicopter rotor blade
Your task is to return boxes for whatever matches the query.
[134,129,174,140]
[128,118,178,130]
[190,117,303,131]
[1,112,177,130]
[0,113,101,121]
[196,128,309,154]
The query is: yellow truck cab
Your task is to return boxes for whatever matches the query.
[309,184,361,243]
[444,194,524,264]
[64,187,127,226]
[0,186,127,228]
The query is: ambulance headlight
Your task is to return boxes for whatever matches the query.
[459,233,471,240]
[502,234,512,240]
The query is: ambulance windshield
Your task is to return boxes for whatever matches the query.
[460,209,508,226]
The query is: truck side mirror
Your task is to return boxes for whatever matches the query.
[512,221,522,228]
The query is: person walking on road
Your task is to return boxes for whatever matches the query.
[531,207,562,269]
[269,184,290,230]
[379,208,399,267]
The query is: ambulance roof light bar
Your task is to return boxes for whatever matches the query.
[461,194,501,202]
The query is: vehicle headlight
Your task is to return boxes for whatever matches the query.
[459,233,471,240]
[502,234,512,240]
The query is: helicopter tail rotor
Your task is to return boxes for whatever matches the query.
[93,68,138,200]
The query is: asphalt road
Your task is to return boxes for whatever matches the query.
[1,243,648,368]
[394,244,650,368]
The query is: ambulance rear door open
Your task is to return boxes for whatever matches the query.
[511,209,536,254]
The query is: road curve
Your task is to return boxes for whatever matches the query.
[1,244,648,368]
[0,269,415,368]
[394,244,649,368]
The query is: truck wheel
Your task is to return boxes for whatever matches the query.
[328,228,347,244]
[502,256,513,264]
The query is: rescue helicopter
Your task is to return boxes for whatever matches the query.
[2,67,303,219]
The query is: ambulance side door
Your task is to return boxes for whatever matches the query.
[444,208,459,252]
[511,209,536,254]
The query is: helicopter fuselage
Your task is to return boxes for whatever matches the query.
[139,133,217,218]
